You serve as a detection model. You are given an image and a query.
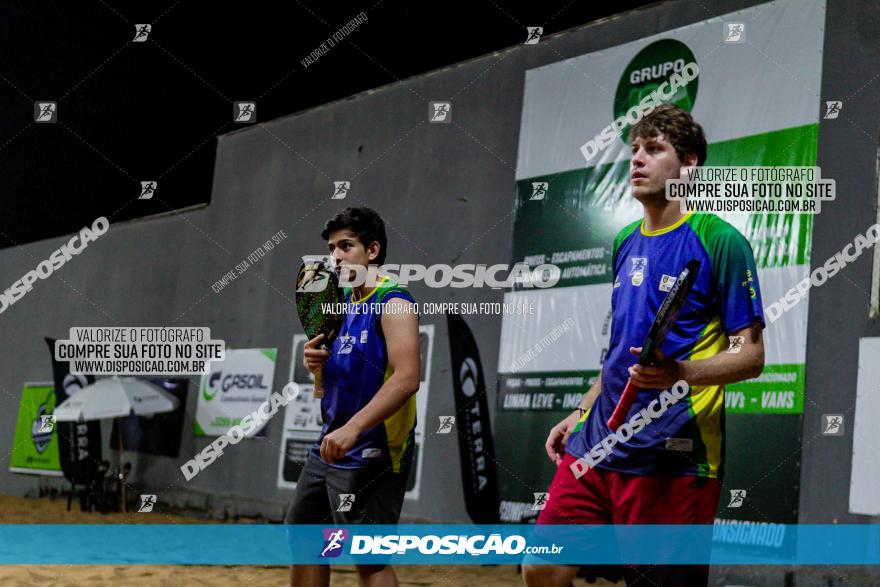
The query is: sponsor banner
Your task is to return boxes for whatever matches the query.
[447,313,500,523]
[45,337,101,483]
[498,371,601,412]
[277,327,434,500]
[495,370,600,520]
[725,364,804,414]
[499,0,824,525]
[276,335,324,490]
[513,127,817,290]
[515,0,824,179]
[9,382,63,476]
[195,348,277,437]
[498,287,610,373]
[502,364,800,418]
[2,524,880,564]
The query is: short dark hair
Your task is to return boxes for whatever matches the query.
[321,207,388,265]
[629,104,707,166]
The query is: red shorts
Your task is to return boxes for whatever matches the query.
[537,453,721,525]
[536,453,721,586]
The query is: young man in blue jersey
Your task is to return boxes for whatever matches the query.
[523,105,766,587]
[286,207,420,587]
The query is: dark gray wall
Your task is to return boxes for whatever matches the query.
[801,0,880,525]
[1,0,878,582]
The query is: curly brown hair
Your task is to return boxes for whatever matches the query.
[629,104,707,166]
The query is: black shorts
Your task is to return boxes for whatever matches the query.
[284,455,408,526]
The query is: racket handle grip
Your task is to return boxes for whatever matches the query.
[313,368,325,399]
[607,379,639,431]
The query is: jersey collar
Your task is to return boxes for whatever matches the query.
[640,212,692,236]
[350,275,390,303]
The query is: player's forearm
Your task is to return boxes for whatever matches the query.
[346,372,419,435]
[679,350,763,387]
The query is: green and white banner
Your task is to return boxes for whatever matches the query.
[195,348,277,437]
[10,382,63,476]
[497,0,824,525]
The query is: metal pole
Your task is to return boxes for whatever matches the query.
[118,418,126,513]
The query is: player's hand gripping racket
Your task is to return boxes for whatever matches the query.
[295,259,345,399]
[607,258,701,430]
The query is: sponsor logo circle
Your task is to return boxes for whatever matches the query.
[613,39,699,140]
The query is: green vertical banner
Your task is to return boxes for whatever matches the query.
[9,382,63,476]
[497,0,825,540]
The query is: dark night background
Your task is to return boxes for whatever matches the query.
[1,1,655,248]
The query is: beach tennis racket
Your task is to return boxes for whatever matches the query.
[607,258,701,430]
[295,259,345,398]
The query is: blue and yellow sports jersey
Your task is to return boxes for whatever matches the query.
[310,277,417,471]
[566,213,765,478]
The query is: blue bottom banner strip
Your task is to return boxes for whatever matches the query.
[0,524,879,565]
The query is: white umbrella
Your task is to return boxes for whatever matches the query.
[53,376,179,421]
[54,376,179,511]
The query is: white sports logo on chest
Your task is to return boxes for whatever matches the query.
[630,257,648,286]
